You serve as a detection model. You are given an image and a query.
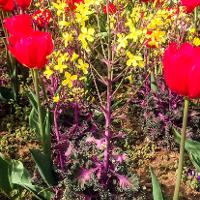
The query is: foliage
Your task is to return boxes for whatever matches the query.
[149,167,164,200]
[1,0,200,199]
[131,77,200,149]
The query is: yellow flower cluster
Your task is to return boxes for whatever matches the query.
[126,51,144,68]
[48,0,194,103]
[44,51,89,89]
[52,0,67,16]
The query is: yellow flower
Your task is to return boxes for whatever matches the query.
[54,57,68,73]
[62,32,73,47]
[44,66,54,79]
[126,51,144,68]
[127,75,134,84]
[78,27,95,49]
[35,2,40,7]
[147,30,166,48]
[117,33,128,51]
[53,95,60,103]
[189,27,196,34]
[59,20,70,28]
[193,37,200,46]
[62,72,77,88]
[52,1,66,16]
[76,59,89,74]
[75,3,93,25]
[71,52,79,62]
[52,50,61,57]
[127,27,143,42]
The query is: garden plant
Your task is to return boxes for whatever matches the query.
[1,0,200,200]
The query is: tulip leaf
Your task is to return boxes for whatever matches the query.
[27,90,51,158]
[149,167,164,200]
[0,155,13,194]
[0,154,52,200]
[189,153,200,172]
[10,159,52,200]
[30,149,57,186]
[29,108,40,138]
[174,128,200,152]
[173,128,200,172]
[27,90,38,111]
[28,91,46,137]
[43,110,51,159]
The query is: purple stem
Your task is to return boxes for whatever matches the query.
[54,105,64,171]
[103,79,112,174]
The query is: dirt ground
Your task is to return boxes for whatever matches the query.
[136,148,200,200]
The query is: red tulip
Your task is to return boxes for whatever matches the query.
[4,14,34,47]
[8,31,54,69]
[32,9,51,28]
[0,0,7,6]
[66,0,84,10]
[16,0,31,9]
[0,0,31,11]
[103,2,117,15]
[4,14,33,36]
[0,0,14,11]
[181,0,200,13]
[163,42,200,99]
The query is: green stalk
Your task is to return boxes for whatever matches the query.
[33,69,45,147]
[39,76,48,102]
[173,98,189,200]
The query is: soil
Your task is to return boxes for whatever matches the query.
[135,148,200,200]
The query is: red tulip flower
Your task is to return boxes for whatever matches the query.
[163,42,200,99]
[8,31,54,69]
[0,0,7,4]
[32,9,51,28]
[66,0,84,10]
[16,0,31,9]
[103,2,117,15]
[4,14,34,47]
[0,0,13,11]
[4,14,33,36]
[181,0,200,13]
[0,0,31,11]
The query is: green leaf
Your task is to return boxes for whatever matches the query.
[29,107,40,138]
[28,105,46,139]
[30,149,57,186]
[27,90,38,111]
[189,153,200,172]
[0,155,12,194]
[173,128,200,172]
[43,111,51,159]
[150,167,164,200]
[95,32,108,38]
[0,155,52,200]
[150,73,158,93]
[173,128,200,152]
[10,160,52,200]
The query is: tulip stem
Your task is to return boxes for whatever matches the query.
[173,98,189,200]
[33,69,45,147]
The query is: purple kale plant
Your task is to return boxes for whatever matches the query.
[130,75,200,149]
